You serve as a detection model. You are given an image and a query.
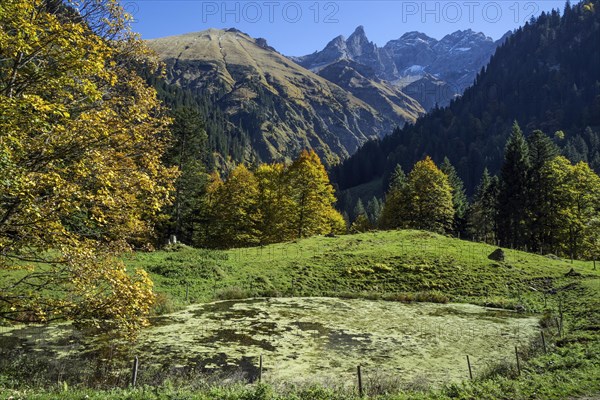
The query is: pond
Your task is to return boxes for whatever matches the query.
[0,297,539,387]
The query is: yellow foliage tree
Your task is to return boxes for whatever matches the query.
[405,157,454,233]
[287,150,343,238]
[211,165,261,248]
[0,0,177,336]
[201,151,345,246]
[255,163,295,244]
[541,156,600,258]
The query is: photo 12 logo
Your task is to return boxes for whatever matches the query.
[201,1,340,24]
[399,1,541,24]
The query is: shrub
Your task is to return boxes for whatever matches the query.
[215,287,251,300]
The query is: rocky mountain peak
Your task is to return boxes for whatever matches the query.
[327,35,346,47]
[346,25,374,57]
[398,31,435,42]
[348,25,367,41]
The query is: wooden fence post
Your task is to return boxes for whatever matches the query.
[467,355,473,380]
[515,346,521,376]
[541,331,547,354]
[258,354,263,383]
[131,356,139,387]
[357,365,363,397]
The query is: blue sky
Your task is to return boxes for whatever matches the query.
[129,1,566,56]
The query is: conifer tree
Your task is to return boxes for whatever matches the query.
[379,164,409,229]
[389,164,408,192]
[440,157,468,235]
[353,199,367,222]
[163,107,209,244]
[468,168,498,243]
[350,198,371,232]
[526,129,560,250]
[366,197,382,226]
[497,121,531,248]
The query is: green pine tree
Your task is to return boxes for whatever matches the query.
[162,107,209,245]
[497,121,531,248]
[379,164,409,229]
[366,196,382,226]
[353,199,366,221]
[440,157,468,235]
[468,168,498,243]
[526,129,560,251]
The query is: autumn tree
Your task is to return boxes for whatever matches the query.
[255,163,295,244]
[0,0,177,335]
[210,165,261,248]
[404,157,454,233]
[564,161,600,259]
[539,156,600,258]
[196,172,224,246]
[326,208,348,235]
[199,151,345,246]
[287,150,343,238]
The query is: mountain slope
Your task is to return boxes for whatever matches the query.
[147,29,424,166]
[318,59,423,122]
[332,1,600,198]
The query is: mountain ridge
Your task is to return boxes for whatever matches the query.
[147,29,424,166]
[294,26,509,109]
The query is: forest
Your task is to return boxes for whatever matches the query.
[332,0,600,196]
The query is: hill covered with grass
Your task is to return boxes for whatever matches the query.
[129,230,596,313]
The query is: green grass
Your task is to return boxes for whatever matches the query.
[2,229,600,399]
[126,230,597,315]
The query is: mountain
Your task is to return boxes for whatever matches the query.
[147,29,424,166]
[294,26,398,79]
[294,27,508,109]
[332,1,600,204]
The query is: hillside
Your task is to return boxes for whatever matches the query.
[129,230,597,310]
[333,1,600,195]
[147,29,424,166]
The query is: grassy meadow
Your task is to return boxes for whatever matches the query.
[1,230,599,399]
